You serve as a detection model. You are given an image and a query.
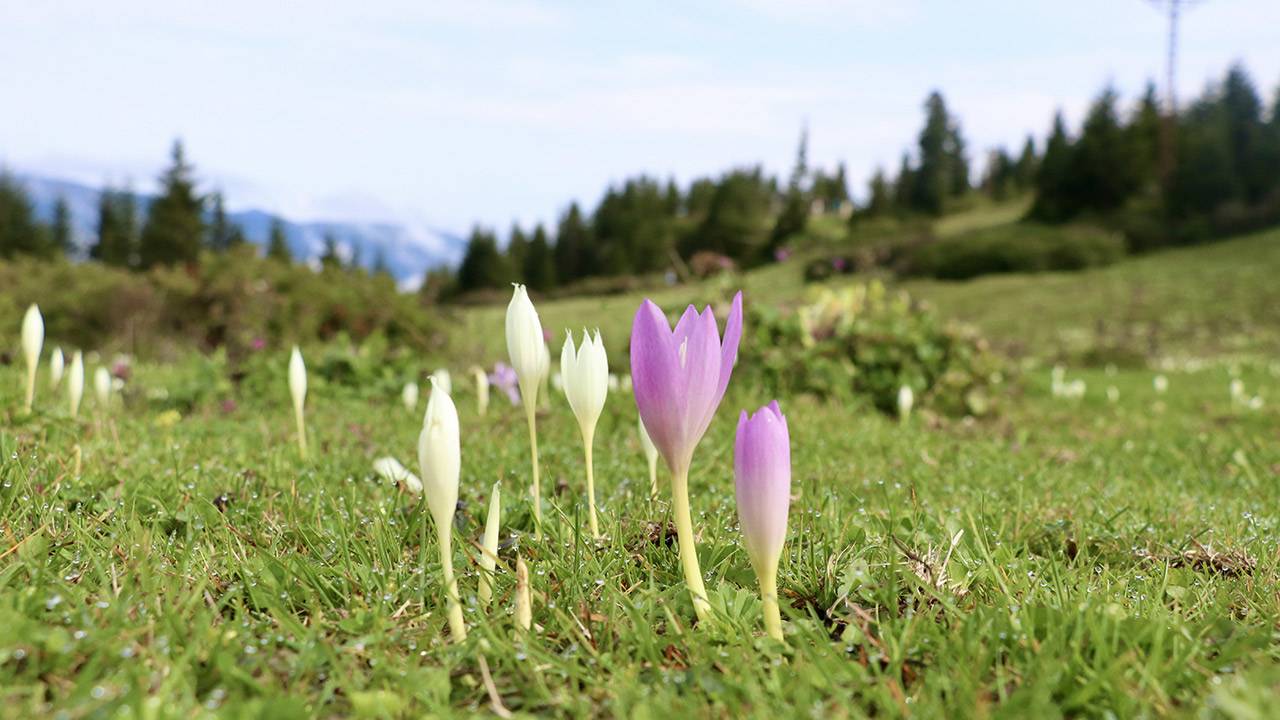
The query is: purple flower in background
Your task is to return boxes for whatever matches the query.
[774,248,791,263]
[630,290,743,622]
[735,400,791,640]
[251,337,266,351]
[489,362,521,405]
[831,257,848,272]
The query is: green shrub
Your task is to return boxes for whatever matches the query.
[904,223,1125,280]
[0,249,447,360]
[739,282,1005,416]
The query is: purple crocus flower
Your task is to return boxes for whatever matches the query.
[630,290,743,622]
[488,362,521,406]
[735,400,791,640]
[631,291,743,475]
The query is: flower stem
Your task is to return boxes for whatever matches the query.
[584,432,599,539]
[294,406,308,459]
[758,562,783,641]
[23,365,36,414]
[648,457,659,499]
[671,466,710,622]
[525,401,541,537]
[438,524,467,642]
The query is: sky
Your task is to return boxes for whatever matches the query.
[3,0,1279,237]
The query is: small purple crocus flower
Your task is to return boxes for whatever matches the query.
[488,362,521,406]
[630,290,743,622]
[631,291,743,476]
[734,400,791,641]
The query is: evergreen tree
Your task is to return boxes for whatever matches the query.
[911,91,963,214]
[863,168,892,217]
[592,177,675,274]
[91,186,136,267]
[138,140,204,267]
[372,248,392,278]
[319,233,342,270]
[1030,112,1073,221]
[1128,82,1164,191]
[207,191,232,251]
[227,223,248,249]
[686,167,772,261]
[0,173,43,258]
[1014,135,1039,190]
[506,224,529,280]
[1220,64,1268,202]
[49,196,74,255]
[892,154,915,214]
[981,149,1015,201]
[456,226,509,292]
[523,224,556,291]
[685,178,717,219]
[1064,88,1141,215]
[267,219,291,261]
[553,202,592,283]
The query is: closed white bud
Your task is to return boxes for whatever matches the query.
[402,381,419,411]
[515,555,532,631]
[94,367,112,408]
[49,347,65,389]
[472,366,489,416]
[289,347,307,415]
[505,285,545,405]
[21,304,43,411]
[418,380,461,531]
[897,385,914,421]
[68,351,84,417]
[430,368,452,396]
[478,483,501,607]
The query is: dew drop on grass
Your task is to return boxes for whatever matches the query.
[46,595,63,610]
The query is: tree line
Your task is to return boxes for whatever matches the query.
[2,63,1277,293]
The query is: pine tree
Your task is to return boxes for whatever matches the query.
[227,223,248,249]
[1128,82,1164,192]
[1220,64,1267,202]
[207,191,232,251]
[49,196,74,255]
[1014,136,1039,190]
[506,224,529,280]
[91,187,136,267]
[892,154,915,214]
[1065,88,1140,215]
[523,224,556,291]
[863,168,892,217]
[138,140,205,267]
[0,173,43,258]
[912,91,961,214]
[686,167,772,261]
[372,248,392,278]
[319,233,342,270]
[456,226,509,291]
[553,202,592,283]
[267,219,291,262]
[1030,112,1072,221]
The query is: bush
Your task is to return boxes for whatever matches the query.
[0,249,447,361]
[739,282,1005,416]
[903,223,1125,280]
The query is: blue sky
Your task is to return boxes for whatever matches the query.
[2,0,1278,236]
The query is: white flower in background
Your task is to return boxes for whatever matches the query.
[402,381,419,412]
[67,351,84,418]
[1106,386,1120,403]
[21,304,43,413]
[289,347,308,458]
[1229,378,1245,403]
[1050,365,1065,398]
[1153,375,1168,394]
[94,367,112,408]
[373,456,422,495]
[49,347,65,389]
[897,385,914,423]
[472,366,490,416]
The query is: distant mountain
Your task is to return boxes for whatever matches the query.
[15,174,465,289]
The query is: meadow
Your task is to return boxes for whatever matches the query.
[1,230,1279,718]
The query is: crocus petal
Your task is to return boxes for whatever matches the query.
[631,299,684,464]
[683,307,724,448]
[715,291,744,403]
[734,402,791,571]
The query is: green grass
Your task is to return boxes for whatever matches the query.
[2,233,1280,717]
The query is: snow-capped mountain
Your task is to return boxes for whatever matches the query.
[15,174,465,288]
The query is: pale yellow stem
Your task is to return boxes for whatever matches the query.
[23,364,37,414]
[294,405,308,459]
[671,466,710,622]
[648,457,659,498]
[438,525,467,642]
[758,562,783,641]
[524,400,541,537]
[584,429,599,538]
